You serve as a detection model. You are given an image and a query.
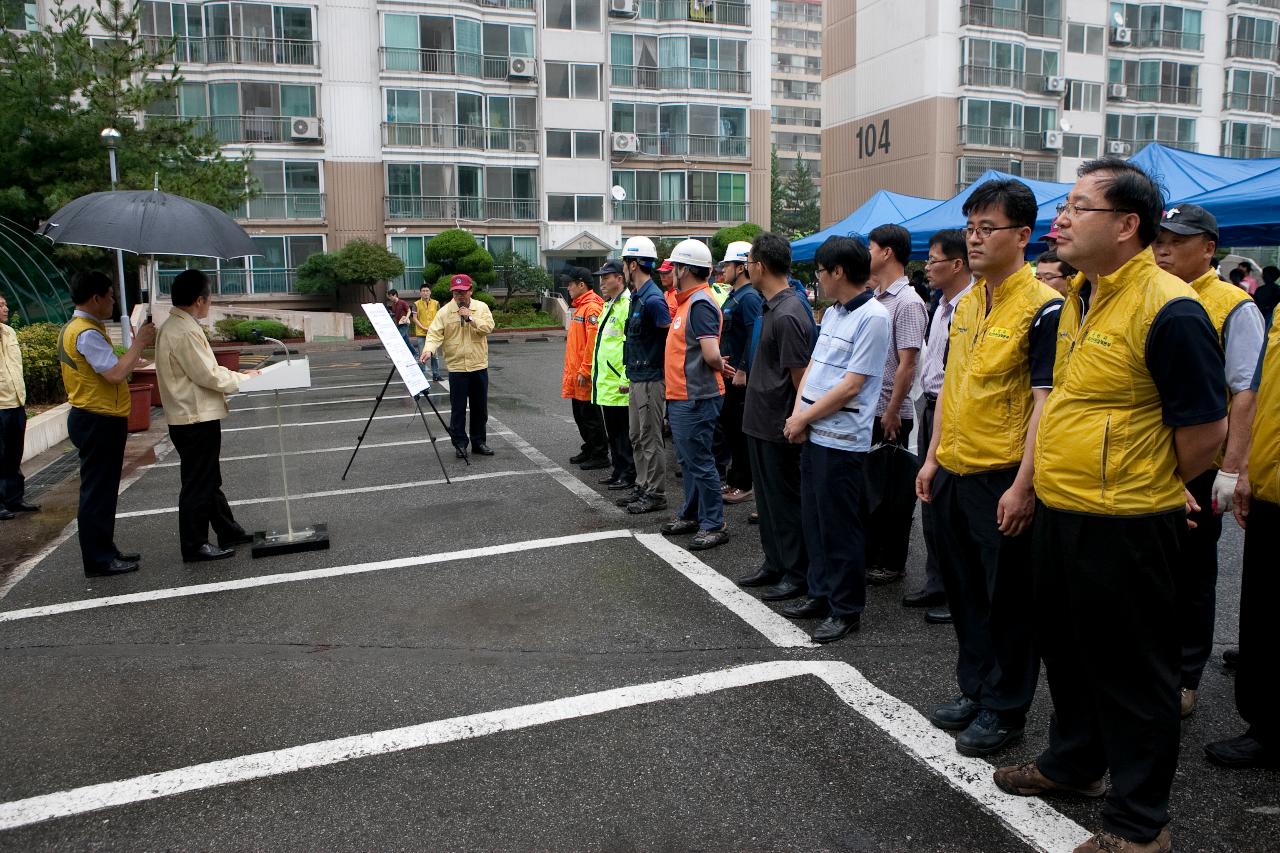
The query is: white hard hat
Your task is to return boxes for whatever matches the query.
[620,235,658,261]
[669,238,714,268]
[722,241,752,265]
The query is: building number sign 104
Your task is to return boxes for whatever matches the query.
[855,120,891,160]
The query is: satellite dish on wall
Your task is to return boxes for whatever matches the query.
[1112,10,1125,27]
[610,185,627,202]
[1059,118,1072,132]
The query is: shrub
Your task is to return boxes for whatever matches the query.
[472,291,496,308]
[16,322,65,407]
[224,319,301,342]
[424,229,495,291]
[352,315,374,336]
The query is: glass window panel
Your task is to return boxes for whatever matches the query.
[512,237,538,264]
[423,164,452,195]
[209,81,239,114]
[455,18,481,55]
[547,129,573,157]
[387,164,420,196]
[251,236,287,268]
[546,0,572,30]
[285,161,320,192]
[249,159,284,192]
[280,84,314,116]
[575,131,601,158]
[488,95,511,128]
[514,168,536,198]
[610,33,632,65]
[429,90,454,125]
[487,166,513,198]
[548,194,575,221]
[689,104,716,136]
[720,107,745,137]
[457,92,483,126]
[636,103,659,135]
[577,195,604,220]
[205,3,230,37]
[546,61,570,98]
[391,236,425,269]
[415,15,448,50]
[277,6,311,40]
[510,26,533,57]
[574,64,599,99]
[612,102,634,132]
[459,165,482,197]
[512,97,536,128]
[1085,25,1102,54]
[636,35,658,67]
[614,170,635,198]
[637,171,659,200]
[661,104,688,136]
[288,235,324,265]
[576,0,600,30]
[660,35,686,67]
[180,82,207,116]
[386,89,419,123]
[488,236,513,257]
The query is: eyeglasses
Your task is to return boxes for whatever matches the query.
[923,257,958,267]
[1035,272,1064,282]
[814,265,828,274]
[963,224,1023,239]
[1055,202,1133,217]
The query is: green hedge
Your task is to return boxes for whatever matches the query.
[352,315,374,336]
[214,318,302,343]
[16,322,66,407]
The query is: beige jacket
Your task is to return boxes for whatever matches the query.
[155,308,244,425]
[424,298,495,372]
[0,323,24,409]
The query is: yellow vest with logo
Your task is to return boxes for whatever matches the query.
[1035,248,1201,516]
[1249,305,1280,505]
[59,316,130,417]
[1189,268,1254,467]
[937,264,1062,475]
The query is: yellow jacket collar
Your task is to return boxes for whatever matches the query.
[976,263,1035,308]
[1188,268,1221,294]
[1094,246,1159,298]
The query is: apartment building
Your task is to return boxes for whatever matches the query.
[822,0,1277,228]
[20,0,771,300]
[771,0,823,187]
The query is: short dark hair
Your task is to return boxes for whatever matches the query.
[961,178,1038,229]
[750,232,792,277]
[170,269,211,307]
[1077,157,1166,247]
[69,270,113,305]
[1237,261,1251,270]
[1263,265,1279,284]
[1035,250,1077,278]
[867,224,911,267]
[387,288,399,297]
[1230,268,1245,284]
[928,229,969,267]
[814,236,870,286]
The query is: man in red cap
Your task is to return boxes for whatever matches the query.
[658,259,679,318]
[420,274,496,457]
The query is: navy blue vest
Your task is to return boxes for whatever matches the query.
[623,278,669,383]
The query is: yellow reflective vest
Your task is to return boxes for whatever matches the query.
[1188,268,1255,467]
[1249,305,1280,505]
[937,264,1061,475]
[1034,248,1200,516]
[58,315,130,418]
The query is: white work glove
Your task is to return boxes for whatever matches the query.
[1212,470,1239,515]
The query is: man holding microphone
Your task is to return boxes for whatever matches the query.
[420,275,496,458]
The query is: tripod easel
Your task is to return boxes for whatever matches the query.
[341,368,460,482]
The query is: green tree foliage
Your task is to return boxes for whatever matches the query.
[775,157,821,241]
[294,251,340,296]
[492,251,553,306]
[0,0,251,230]
[769,148,784,230]
[294,240,404,303]
[654,237,681,263]
[423,229,495,293]
[711,223,764,264]
[16,322,66,406]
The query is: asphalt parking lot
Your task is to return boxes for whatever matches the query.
[0,341,1273,852]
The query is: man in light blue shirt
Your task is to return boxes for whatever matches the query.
[781,235,890,644]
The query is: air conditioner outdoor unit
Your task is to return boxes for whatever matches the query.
[612,132,639,153]
[1044,76,1067,93]
[609,0,639,16]
[1111,26,1132,45]
[1042,130,1064,150]
[513,137,532,153]
[1107,140,1133,156]
[290,117,322,141]
[1107,83,1128,100]
[508,56,535,79]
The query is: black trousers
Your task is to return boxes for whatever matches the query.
[169,420,243,554]
[748,436,807,585]
[0,406,26,508]
[932,466,1038,719]
[915,395,944,596]
[1175,468,1222,691]
[801,442,867,618]
[719,383,752,491]
[448,369,488,449]
[865,417,915,573]
[67,407,128,572]
[1237,498,1279,747]
[1033,504,1183,844]
[571,398,608,459]
[601,404,635,483]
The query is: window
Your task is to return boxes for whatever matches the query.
[772,79,821,101]
[487,236,539,265]
[962,38,1024,71]
[770,25,819,49]
[1061,134,1100,159]
[546,129,601,158]
[545,62,599,99]
[1025,47,1059,79]
[390,235,429,278]
[1065,80,1102,112]
[3,0,37,29]
[547,194,605,222]
[772,52,821,75]
[1107,113,1196,145]
[483,22,534,58]
[545,0,600,31]
[1109,3,1202,47]
[772,105,821,127]
[1067,22,1103,55]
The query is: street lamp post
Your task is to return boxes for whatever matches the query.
[100,127,132,348]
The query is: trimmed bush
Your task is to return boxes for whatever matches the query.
[352,315,374,336]
[16,322,65,407]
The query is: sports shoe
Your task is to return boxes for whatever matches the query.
[615,486,644,507]
[1179,688,1197,719]
[626,493,668,514]
[688,526,729,551]
[660,517,699,535]
[955,709,1024,757]
[722,487,753,504]
[992,761,1106,799]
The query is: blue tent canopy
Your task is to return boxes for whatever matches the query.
[791,189,940,262]
[1130,143,1280,201]
[1180,163,1280,246]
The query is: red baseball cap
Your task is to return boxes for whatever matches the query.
[1039,222,1061,243]
[657,259,674,273]
[450,274,474,291]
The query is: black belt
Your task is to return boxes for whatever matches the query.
[923,392,938,406]
[801,395,859,414]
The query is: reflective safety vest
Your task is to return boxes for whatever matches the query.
[562,289,604,401]
[592,290,631,408]
[665,283,724,401]
[709,281,730,306]
[58,315,130,418]
[1189,268,1256,467]
[937,264,1061,475]
[1034,248,1201,516]
[1249,305,1280,504]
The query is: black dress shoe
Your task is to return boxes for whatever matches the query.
[219,531,254,548]
[925,605,953,624]
[747,511,759,525]
[1222,647,1240,671]
[956,709,1024,757]
[930,694,980,731]
[0,507,14,520]
[903,589,945,608]
[812,614,860,643]
[615,487,644,506]
[762,578,808,601]
[473,444,495,456]
[578,456,609,470]
[85,558,140,577]
[183,543,235,563]
[607,479,636,491]
[737,567,782,588]
[114,550,141,563]
[569,450,591,464]
[455,447,468,459]
[867,566,905,586]
[598,474,620,485]
[6,501,39,513]
[780,596,830,619]
[1204,733,1280,768]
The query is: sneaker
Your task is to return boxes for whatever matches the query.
[992,761,1106,799]
[626,493,668,514]
[955,709,1024,757]
[1072,829,1171,853]
[866,566,905,586]
[1179,688,1197,719]
[688,526,729,551]
[660,517,699,535]
[723,487,754,504]
[930,694,979,731]
[615,487,644,507]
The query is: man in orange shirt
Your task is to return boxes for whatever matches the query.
[563,268,609,470]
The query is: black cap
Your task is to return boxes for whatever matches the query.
[1160,204,1218,241]
[568,266,594,284]
[593,259,625,276]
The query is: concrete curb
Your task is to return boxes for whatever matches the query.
[21,403,70,464]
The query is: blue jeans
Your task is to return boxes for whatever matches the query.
[398,325,419,358]
[413,337,441,377]
[668,396,725,531]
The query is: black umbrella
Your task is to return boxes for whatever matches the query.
[38,190,260,259]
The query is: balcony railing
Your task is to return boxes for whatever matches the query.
[957,125,1052,150]
[1108,138,1199,154]
[638,0,749,24]
[1025,14,1061,37]
[1126,84,1201,106]
[461,0,534,9]
[380,48,527,81]
[1227,38,1280,61]
[1222,143,1274,158]
[1223,91,1278,113]
[385,196,539,221]
[381,123,538,152]
[233,193,326,221]
[1130,28,1205,50]
[147,114,323,145]
[631,133,750,159]
[960,64,1023,88]
[610,65,750,93]
[1228,0,1280,8]
[612,199,748,223]
[960,3,1022,30]
[157,268,300,297]
[143,34,318,65]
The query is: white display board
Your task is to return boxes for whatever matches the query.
[362,302,430,398]
[237,357,312,393]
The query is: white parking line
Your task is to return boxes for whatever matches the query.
[489,416,622,516]
[223,410,450,433]
[0,660,1091,852]
[230,395,404,412]
[237,382,450,398]
[143,433,516,469]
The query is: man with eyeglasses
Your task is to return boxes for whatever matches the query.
[901,229,973,626]
[916,179,1062,760]
[1033,249,1076,297]
[994,159,1226,853]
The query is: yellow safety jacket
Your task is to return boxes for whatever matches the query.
[1034,248,1200,516]
[58,315,130,417]
[1189,268,1255,467]
[937,264,1061,475]
[1249,305,1280,505]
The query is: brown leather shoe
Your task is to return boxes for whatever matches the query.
[1073,828,1171,853]
[722,487,754,504]
[1180,688,1197,718]
[992,761,1106,798]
